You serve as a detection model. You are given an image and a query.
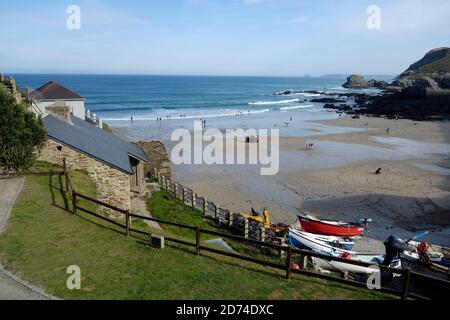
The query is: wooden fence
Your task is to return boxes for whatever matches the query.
[59,164,450,300]
[152,169,278,244]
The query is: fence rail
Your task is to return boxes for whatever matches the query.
[153,169,279,242]
[59,163,449,300]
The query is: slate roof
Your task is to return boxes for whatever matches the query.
[30,81,84,101]
[43,115,148,175]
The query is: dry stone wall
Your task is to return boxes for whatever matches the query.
[134,141,171,178]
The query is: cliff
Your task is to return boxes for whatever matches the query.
[391,47,450,96]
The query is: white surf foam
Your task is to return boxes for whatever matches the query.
[280,104,314,111]
[248,98,300,105]
[102,107,273,122]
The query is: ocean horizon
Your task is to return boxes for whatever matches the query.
[11,74,393,123]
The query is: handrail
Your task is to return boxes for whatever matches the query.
[129,212,196,230]
[75,192,128,214]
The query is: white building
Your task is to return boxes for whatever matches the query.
[29,81,86,120]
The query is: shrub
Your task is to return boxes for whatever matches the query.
[0,89,47,173]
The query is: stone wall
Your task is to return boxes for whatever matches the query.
[38,138,131,212]
[134,141,171,178]
[45,104,71,122]
[0,74,23,103]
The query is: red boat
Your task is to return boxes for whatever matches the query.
[297,215,365,237]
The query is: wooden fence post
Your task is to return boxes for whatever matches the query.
[182,187,186,203]
[286,246,292,280]
[259,226,266,242]
[214,205,218,222]
[244,218,249,238]
[126,211,131,236]
[203,198,208,216]
[173,183,177,196]
[228,212,233,229]
[401,269,411,300]
[196,227,201,256]
[72,191,77,214]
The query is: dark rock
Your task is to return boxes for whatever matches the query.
[311,98,346,103]
[392,48,450,96]
[355,92,450,121]
[343,74,388,89]
[274,90,293,96]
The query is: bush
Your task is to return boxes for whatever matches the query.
[0,89,47,173]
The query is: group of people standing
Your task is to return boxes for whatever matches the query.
[305,141,315,151]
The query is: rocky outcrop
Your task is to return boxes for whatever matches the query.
[399,47,450,77]
[391,48,450,96]
[310,98,346,103]
[343,75,388,89]
[134,141,172,179]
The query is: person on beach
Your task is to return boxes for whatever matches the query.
[131,116,134,123]
[387,128,390,134]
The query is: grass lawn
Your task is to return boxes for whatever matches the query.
[0,163,394,299]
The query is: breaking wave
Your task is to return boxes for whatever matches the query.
[248,99,301,105]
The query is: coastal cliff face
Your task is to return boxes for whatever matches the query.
[335,48,450,120]
[391,47,450,96]
[343,48,450,96]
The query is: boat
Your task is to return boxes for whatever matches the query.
[385,237,450,281]
[382,235,450,298]
[289,228,354,251]
[288,228,400,275]
[288,228,355,256]
[312,253,401,275]
[297,214,367,237]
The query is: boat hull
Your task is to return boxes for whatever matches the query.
[288,228,353,256]
[298,215,364,237]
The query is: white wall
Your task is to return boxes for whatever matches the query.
[35,100,85,120]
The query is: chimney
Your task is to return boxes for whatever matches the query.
[45,101,72,123]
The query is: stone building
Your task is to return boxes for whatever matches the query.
[39,112,148,212]
[29,81,87,120]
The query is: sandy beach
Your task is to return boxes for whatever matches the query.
[114,110,450,246]
[167,115,450,246]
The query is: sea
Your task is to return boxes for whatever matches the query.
[11,74,392,124]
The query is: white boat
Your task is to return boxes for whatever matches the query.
[312,254,401,275]
[289,228,355,251]
[288,228,355,256]
[289,228,401,275]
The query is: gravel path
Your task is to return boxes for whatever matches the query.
[0,177,56,300]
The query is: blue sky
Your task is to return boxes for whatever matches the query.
[1,0,449,76]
